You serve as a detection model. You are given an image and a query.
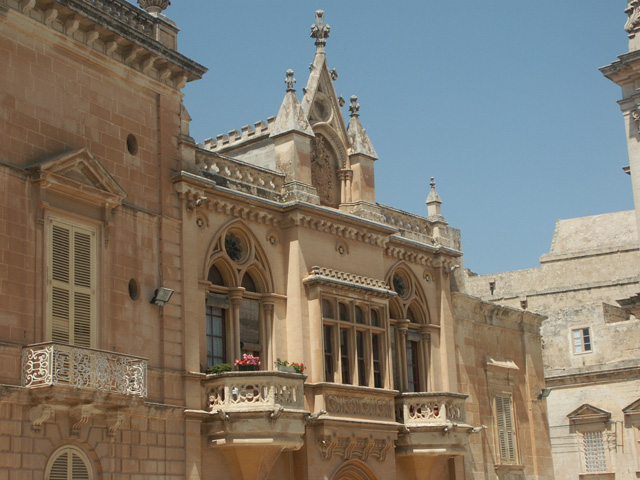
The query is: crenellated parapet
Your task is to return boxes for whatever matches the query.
[204,116,277,152]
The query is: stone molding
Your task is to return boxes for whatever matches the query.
[316,433,392,462]
[7,0,206,89]
[303,266,395,297]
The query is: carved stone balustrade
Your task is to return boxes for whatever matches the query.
[201,371,309,454]
[22,343,147,397]
[205,371,305,413]
[195,152,285,202]
[87,0,156,35]
[395,392,467,427]
[394,392,471,458]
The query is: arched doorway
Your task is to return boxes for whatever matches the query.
[332,460,378,480]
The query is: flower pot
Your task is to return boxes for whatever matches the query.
[238,365,258,371]
[277,365,296,373]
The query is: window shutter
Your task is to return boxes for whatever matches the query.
[496,395,517,463]
[48,220,95,347]
[48,450,68,480]
[51,224,71,344]
[46,447,93,480]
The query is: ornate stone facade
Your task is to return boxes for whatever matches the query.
[0,2,553,479]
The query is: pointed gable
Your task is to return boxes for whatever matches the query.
[28,148,127,209]
[567,404,611,422]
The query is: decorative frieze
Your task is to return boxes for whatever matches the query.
[325,394,395,420]
[316,433,392,462]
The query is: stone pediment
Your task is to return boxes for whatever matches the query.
[567,404,611,422]
[623,398,640,417]
[28,148,126,209]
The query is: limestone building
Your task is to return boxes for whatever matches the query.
[0,1,553,479]
[466,3,640,478]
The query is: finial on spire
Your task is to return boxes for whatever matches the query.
[310,10,330,49]
[285,69,296,92]
[138,0,170,16]
[426,177,443,217]
[349,95,360,117]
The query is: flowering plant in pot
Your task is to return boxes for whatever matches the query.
[234,354,261,371]
[274,358,305,374]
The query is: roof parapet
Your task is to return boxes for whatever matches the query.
[204,116,276,152]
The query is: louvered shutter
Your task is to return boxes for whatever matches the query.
[48,220,95,347]
[496,395,517,463]
[46,447,92,480]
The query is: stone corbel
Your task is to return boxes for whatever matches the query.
[30,405,54,432]
[65,16,80,35]
[86,29,100,46]
[141,55,157,74]
[106,411,125,437]
[105,39,118,57]
[70,405,92,436]
[21,0,35,13]
[124,46,144,66]
[43,7,58,25]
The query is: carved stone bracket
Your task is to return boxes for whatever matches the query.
[30,405,54,432]
[316,433,392,462]
[106,411,125,437]
[70,405,92,436]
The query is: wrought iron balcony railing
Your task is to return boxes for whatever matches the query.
[205,371,305,413]
[395,392,468,427]
[22,343,147,397]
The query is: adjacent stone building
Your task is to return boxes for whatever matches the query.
[466,3,640,478]
[0,1,554,479]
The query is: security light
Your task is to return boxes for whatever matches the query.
[151,287,174,306]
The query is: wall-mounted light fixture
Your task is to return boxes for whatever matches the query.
[151,287,174,306]
[538,388,551,400]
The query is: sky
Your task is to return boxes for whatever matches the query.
[163,1,634,275]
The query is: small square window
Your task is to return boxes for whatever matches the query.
[572,328,592,354]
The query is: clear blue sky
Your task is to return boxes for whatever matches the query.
[165,1,634,275]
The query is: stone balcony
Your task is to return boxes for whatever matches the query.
[202,371,308,448]
[21,342,147,398]
[198,371,309,479]
[394,392,471,457]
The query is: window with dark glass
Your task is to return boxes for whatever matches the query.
[355,306,364,324]
[407,340,420,392]
[206,306,226,366]
[372,333,382,388]
[339,302,349,322]
[356,330,366,386]
[324,325,334,381]
[340,328,351,384]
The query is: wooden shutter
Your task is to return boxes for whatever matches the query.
[46,447,92,480]
[496,395,517,463]
[48,219,95,347]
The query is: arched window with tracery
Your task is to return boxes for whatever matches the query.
[45,445,93,480]
[388,265,430,393]
[204,223,275,370]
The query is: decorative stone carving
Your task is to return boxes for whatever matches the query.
[631,107,640,133]
[70,405,92,436]
[349,95,360,117]
[106,411,125,437]
[325,395,394,419]
[626,1,640,36]
[330,68,338,81]
[316,433,392,462]
[30,405,54,432]
[138,0,170,15]
[311,135,339,206]
[285,69,296,92]
[310,10,330,47]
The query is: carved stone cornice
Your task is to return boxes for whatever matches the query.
[9,0,205,89]
[303,266,395,297]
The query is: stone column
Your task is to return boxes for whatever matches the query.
[260,300,275,370]
[396,320,410,391]
[228,289,244,362]
[423,324,442,391]
[419,325,431,392]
